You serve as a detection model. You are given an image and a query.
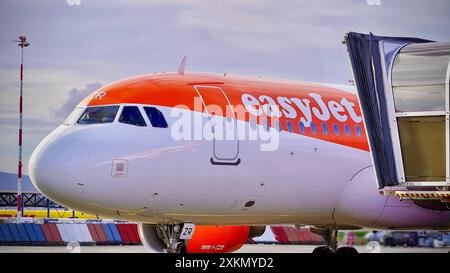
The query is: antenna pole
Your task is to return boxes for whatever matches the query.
[14,35,30,221]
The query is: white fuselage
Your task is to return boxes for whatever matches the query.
[29,106,450,230]
[28,74,450,231]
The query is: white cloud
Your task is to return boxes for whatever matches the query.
[53,82,102,118]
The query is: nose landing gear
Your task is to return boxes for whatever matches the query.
[155,224,186,253]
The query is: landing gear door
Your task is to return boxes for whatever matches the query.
[345,32,450,189]
[194,85,240,165]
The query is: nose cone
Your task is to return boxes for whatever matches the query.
[29,134,90,205]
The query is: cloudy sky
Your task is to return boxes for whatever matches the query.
[0,0,449,174]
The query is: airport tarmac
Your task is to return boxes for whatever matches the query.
[0,244,449,253]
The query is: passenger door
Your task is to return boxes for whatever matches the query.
[194,85,240,165]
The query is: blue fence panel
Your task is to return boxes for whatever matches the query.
[0,224,13,242]
[0,225,5,242]
[32,224,46,242]
[24,224,38,242]
[7,224,21,242]
[16,224,30,242]
[102,224,115,242]
[0,224,5,242]
[108,224,122,242]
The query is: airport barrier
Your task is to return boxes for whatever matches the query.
[41,223,64,245]
[106,223,122,244]
[251,226,323,245]
[269,226,289,243]
[1,221,448,248]
[88,224,108,245]
[57,223,95,245]
[0,222,358,247]
[116,223,140,244]
[1,223,324,246]
[0,224,14,245]
[0,223,47,246]
[0,222,141,246]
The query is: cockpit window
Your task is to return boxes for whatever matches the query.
[64,107,85,125]
[144,107,168,128]
[78,106,119,125]
[119,106,146,127]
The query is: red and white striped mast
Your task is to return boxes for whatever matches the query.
[14,35,30,221]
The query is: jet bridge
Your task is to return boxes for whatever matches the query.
[344,32,450,205]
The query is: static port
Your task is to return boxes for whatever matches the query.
[245,201,255,207]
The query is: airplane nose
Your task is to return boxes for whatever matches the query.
[29,135,90,204]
